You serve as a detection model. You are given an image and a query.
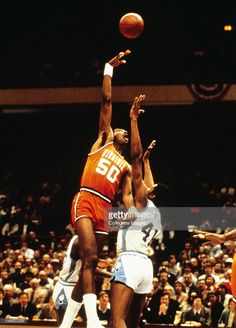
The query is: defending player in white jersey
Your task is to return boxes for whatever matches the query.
[52,234,112,326]
[110,95,162,328]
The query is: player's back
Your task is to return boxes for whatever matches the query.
[116,199,162,256]
[59,235,81,284]
[80,142,129,202]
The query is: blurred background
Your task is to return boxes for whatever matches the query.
[0,1,236,87]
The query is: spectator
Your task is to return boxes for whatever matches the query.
[205,275,217,293]
[218,297,236,328]
[146,294,177,324]
[36,295,57,320]
[207,291,224,327]
[217,283,233,310]
[182,296,211,326]
[8,261,24,287]
[96,291,111,324]
[8,291,37,320]
[172,281,188,311]
[0,288,10,318]
[24,277,49,310]
[3,284,19,305]
[179,272,197,296]
[169,254,181,278]
[198,261,220,284]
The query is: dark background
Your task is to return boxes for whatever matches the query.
[0,1,236,87]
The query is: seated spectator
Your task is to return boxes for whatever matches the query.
[172,281,188,311]
[206,291,224,327]
[35,295,57,320]
[163,285,180,314]
[24,278,49,310]
[181,295,211,326]
[161,260,177,286]
[205,275,217,293]
[8,291,37,320]
[169,254,181,278]
[145,294,177,324]
[19,241,34,260]
[179,272,197,296]
[0,288,10,318]
[3,284,19,305]
[196,278,208,303]
[26,231,40,250]
[217,283,233,310]
[9,261,24,287]
[198,261,220,284]
[218,297,236,328]
[96,290,111,324]
[18,272,33,291]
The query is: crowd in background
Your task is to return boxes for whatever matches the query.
[0,165,236,326]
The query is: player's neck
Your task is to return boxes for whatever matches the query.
[114,143,125,155]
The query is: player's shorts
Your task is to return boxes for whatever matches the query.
[52,279,76,310]
[111,252,153,294]
[71,191,111,234]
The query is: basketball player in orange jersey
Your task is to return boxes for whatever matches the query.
[59,50,132,328]
[193,229,236,303]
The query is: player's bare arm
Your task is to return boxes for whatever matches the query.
[193,229,236,246]
[130,94,147,209]
[143,139,157,189]
[91,50,131,153]
[121,166,134,208]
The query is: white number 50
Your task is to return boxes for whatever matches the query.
[96,158,120,183]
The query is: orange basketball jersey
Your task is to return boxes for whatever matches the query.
[80,142,129,203]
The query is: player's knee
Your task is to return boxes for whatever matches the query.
[83,253,99,269]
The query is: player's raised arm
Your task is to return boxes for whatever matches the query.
[130,94,147,209]
[97,50,131,144]
[143,139,157,190]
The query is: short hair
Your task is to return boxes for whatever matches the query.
[98,291,109,298]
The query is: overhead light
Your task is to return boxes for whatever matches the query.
[224,25,233,32]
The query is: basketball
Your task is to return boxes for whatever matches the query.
[119,13,144,39]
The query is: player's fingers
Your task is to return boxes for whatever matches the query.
[202,241,212,247]
[193,234,206,239]
[193,230,208,235]
[124,49,131,55]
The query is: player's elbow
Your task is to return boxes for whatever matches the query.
[131,153,143,163]
[102,93,112,105]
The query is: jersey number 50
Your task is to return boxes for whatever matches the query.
[96,158,120,183]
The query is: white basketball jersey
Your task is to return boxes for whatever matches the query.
[59,235,82,283]
[116,199,162,255]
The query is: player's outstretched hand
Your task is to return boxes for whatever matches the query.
[193,230,225,246]
[108,49,131,67]
[143,140,157,161]
[130,94,145,119]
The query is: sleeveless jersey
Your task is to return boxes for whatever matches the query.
[59,235,81,284]
[116,199,162,256]
[80,142,129,203]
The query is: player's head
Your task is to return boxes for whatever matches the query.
[113,128,129,145]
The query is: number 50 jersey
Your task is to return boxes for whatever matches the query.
[116,199,162,256]
[80,142,130,204]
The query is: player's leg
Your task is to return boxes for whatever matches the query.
[110,281,134,328]
[74,217,104,327]
[58,283,83,328]
[126,293,146,328]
